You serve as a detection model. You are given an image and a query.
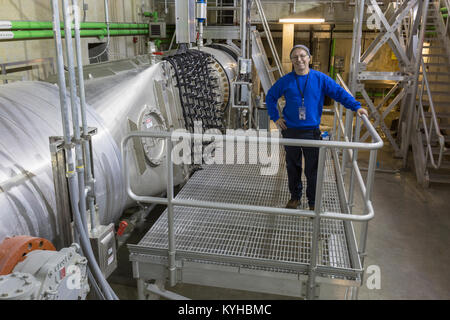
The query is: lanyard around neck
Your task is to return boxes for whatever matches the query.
[295,72,310,102]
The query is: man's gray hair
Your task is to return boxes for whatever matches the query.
[290,45,311,58]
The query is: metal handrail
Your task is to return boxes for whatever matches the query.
[444,0,450,33]
[417,58,446,169]
[432,0,450,61]
[121,74,382,298]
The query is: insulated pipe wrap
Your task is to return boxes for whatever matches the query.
[0,81,126,244]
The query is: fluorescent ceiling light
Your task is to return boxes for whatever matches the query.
[279,18,325,23]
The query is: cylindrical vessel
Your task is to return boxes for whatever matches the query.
[0,81,125,243]
[0,46,238,245]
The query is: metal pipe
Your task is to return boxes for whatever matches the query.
[51,0,115,301]
[146,284,191,300]
[0,20,149,30]
[104,0,110,30]
[72,0,97,233]
[51,0,73,151]
[240,0,247,59]
[62,0,89,234]
[0,29,148,40]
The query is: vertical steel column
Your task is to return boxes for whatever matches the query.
[306,147,326,300]
[166,137,177,287]
[349,0,365,97]
[343,0,365,174]
[52,0,77,243]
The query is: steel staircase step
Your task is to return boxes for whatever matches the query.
[431,147,450,155]
[428,161,450,170]
[428,172,450,184]
[418,102,450,109]
[419,123,450,131]
[423,90,450,96]
[422,53,448,57]
[423,111,450,118]
[420,71,450,77]
[427,81,450,85]
[422,134,450,144]
[423,45,446,49]
[423,63,450,67]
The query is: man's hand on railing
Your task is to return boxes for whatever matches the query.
[275,118,287,130]
[357,107,369,118]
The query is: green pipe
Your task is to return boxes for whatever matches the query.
[143,12,158,22]
[0,29,148,40]
[0,20,148,30]
[329,38,336,80]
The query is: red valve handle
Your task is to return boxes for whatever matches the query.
[117,221,128,236]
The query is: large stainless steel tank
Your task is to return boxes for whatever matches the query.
[0,81,125,243]
[0,47,238,244]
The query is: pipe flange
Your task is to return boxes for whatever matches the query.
[0,236,56,276]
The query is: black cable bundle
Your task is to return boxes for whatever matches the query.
[163,49,225,134]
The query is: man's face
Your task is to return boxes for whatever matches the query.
[290,48,310,74]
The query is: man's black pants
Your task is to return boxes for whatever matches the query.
[281,128,321,207]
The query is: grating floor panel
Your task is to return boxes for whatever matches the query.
[135,146,353,274]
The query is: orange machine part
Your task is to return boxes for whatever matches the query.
[0,236,56,275]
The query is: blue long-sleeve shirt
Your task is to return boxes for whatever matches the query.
[266,70,361,129]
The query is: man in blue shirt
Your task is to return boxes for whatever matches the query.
[266,44,368,210]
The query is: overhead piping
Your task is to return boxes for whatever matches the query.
[0,29,148,40]
[0,21,148,30]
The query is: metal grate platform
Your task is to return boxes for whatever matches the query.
[131,147,359,279]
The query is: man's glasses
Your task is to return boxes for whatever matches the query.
[291,54,309,61]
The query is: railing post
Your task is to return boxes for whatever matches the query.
[166,136,177,287]
[348,116,362,213]
[306,146,326,300]
[358,146,377,273]
[332,101,338,141]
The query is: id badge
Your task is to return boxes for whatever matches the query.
[299,106,306,120]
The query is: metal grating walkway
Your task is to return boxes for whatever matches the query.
[134,147,355,274]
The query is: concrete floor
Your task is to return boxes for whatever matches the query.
[108,144,450,300]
